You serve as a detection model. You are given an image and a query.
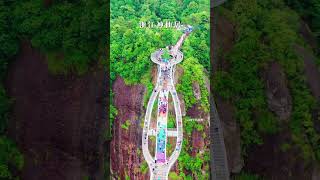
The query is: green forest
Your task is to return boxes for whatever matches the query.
[0,0,107,179]
[0,0,318,179]
[110,0,210,92]
[110,0,210,126]
[111,0,210,178]
[286,0,320,47]
[214,0,320,178]
[110,0,210,130]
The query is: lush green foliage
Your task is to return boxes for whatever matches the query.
[261,2,320,161]
[0,2,19,80]
[176,116,209,179]
[110,4,182,84]
[110,1,210,177]
[106,87,119,141]
[167,114,176,128]
[0,2,24,179]
[141,70,154,108]
[183,117,205,136]
[1,0,109,179]
[108,103,118,139]
[125,172,130,180]
[286,0,320,45]
[139,161,148,174]
[177,58,209,112]
[214,0,272,153]
[178,142,208,179]
[162,49,171,60]
[169,172,182,180]
[0,137,24,180]
[121,120,131,130]
[9,0,107,74]
[215,0,320,159]
[110,0,210,112]
[0,87,11,134]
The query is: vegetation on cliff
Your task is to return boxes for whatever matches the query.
[214,0,320,174]
[177,116,209,179]
[110,0,210,178]
[110,0,210,112]
[11,0,107,74]
[286,0,320,46]
[0,2,23,179]
[0,0,108,178]
[177,58,209,112]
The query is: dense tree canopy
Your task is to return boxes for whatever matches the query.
[11,0,107,74]
[111,0,210,177]
[0,2,18,80]
[0,2,23,179]
[111,0,210,115]
[286,0,320,45]
[111,0,210,84]
[0,1,108,178]
[0,137,24,180]
[214,0,320,160]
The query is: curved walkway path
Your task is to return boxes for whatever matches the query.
[142,28,192,180]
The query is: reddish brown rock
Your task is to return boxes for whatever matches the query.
[6,41,105,179]
[191,130,205,157]
[111,77,148,179]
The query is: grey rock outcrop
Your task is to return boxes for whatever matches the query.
[264,62,292,121]
[312,164,320,180]
[178,94,186,116]
[193,82,201,100]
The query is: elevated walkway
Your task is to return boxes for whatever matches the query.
[149,129,178,137]
[210,96,230,180]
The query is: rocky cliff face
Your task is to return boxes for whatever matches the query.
[216,97,243,174]
[294,44,320,179]
[214,8,320,178]
[262,61,292,121]
[214,13,244,174]
[294,45,320,101]
[245,131,313,179]
[6,41,105,180]
[111,59,211,178]
[192,82,201,100]
[299,21,319,53]
[214,13,235,72]
[110,76,147,179]
[313,164,320,180]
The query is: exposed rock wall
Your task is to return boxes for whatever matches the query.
[216,97,243,173]
[6,41,105,180]
[295,45,320,100]
[110,77,147,179]
[262,61,292,121]
[214,12,243,174]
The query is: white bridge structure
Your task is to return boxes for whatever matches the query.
[142,26,192,180]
